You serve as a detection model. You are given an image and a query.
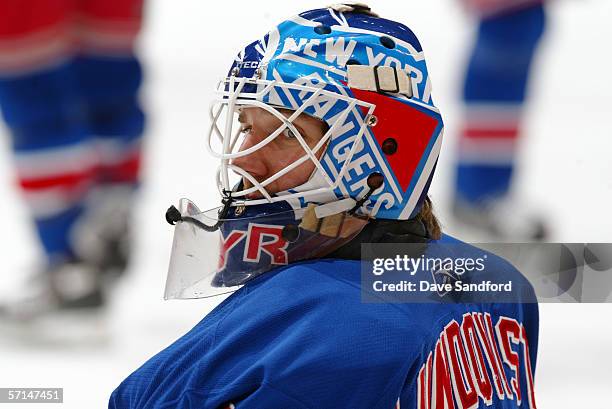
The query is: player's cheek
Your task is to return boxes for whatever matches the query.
[292,159,318,184]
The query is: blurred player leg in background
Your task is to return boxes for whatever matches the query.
[453,0,548,240]
[0,0,144,334]
[71,0,145,281]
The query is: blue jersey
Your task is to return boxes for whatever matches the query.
[110,236,538,409]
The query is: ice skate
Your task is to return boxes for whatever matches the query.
[452,197,548,241]
[0,259,109,346]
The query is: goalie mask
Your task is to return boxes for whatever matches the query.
[164,4,444,299]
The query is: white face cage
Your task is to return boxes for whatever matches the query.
[206,76,375,207]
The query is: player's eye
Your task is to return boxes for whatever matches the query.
[240,126,252,135]
[282,128,297,139]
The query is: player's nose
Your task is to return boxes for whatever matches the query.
[230,133,269,182]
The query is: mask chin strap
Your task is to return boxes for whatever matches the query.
[165,193,234,232]
[301,171,385,219]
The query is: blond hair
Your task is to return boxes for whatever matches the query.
[416,196,442,240]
